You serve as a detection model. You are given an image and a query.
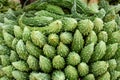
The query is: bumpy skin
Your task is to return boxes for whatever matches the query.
[80,43,94,63]
[14,25,22,39]
[97,72,110,80]
[12,61,29,72]
[77,62,89,77]
[85,31,97,45]
[12,70,28,80]
[22,16,53,26]
[64,65,78,80]
[43,44,56,59]
[39,55,52,73]
[29,72,50,80]
[12,38,18,50]
[22,27,31,42]
[93,18,103,33]
[103,43,118,60]
[3,30,14,48]
[10,50,19,62]
[98,31,108,42]
[26,41,42,58]
[31,31,46,48]
[78,19,94,35]
[0,45,9,55]
[27,55,39,71]
[90,41,106,62]
[48,33,59,47]
[110,70,120,80]
[52,71,65,80]
[0,55,10,67]
[116,58,120,71]
[60,32,72,44]
[108,30,120,44]
[72,29,84,53]
[57,42,69,57]
[83,74,95,80]
[2,65,14,78]
[52,55,65,69]
[107,59,117,71]
[30,20,63,34]
[62,18,77,31]
[67,52,81,66]
[103,20,118,35]
[35,10,62,19]
[91,61,109,76]
[16,40,28,60]
[46,4,65,15]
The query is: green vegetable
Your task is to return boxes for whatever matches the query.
[67,52,81,66]
[78,62,89,77]
[29,72,50,80]
[48,33,59,47]
[39,55,52,73]
[12,70,28,80]
[72,29,84,52]
[107,59,117,71]
[52,70,65,80]
[2,65,14,78]
[0,55,10,66]
[93,18,104,33]
[110,70,120,80]
[27,55,39,71]
[31,31,47,48]
[103,43,118,60]
[91,61,109,76]
[83,74,95,80]
[57,42,69,57]
[98,31,108,42]
[43,44,56,59]
[12,61,29,72]
[85,31,97,45]
[10,50,19,62]
[97,72,110,80]
[14,25,22,39]
[60,32,72,44]
[62,18,77,31]
[26,41,42,58]
[78,19,94,35]
[81,43,94,63]
[90,41,106,62]
[52,55,65,69]
[46,4,64,15]
[16,40,28,60]
[64,65,78,80]
[22,27,31,42]
[22,16,53,26]
[3,30,14,48]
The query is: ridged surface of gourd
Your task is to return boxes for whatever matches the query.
[91,61,109,76]
[52,71,65,80]
[67,52,81,66]
[78,62,89,77]
[90,41,106,62]
[78,19,94,35]
[72,29,84,52]
[83,74,95,80]
[64,65,78,80]
[80,43,94,63]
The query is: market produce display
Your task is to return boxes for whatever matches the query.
[0,0,120,80]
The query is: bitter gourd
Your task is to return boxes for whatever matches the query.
[72,29,84,53]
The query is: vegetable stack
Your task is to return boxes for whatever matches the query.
[0,0,120,80]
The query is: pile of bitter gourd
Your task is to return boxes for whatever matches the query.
[0,0,120,80]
